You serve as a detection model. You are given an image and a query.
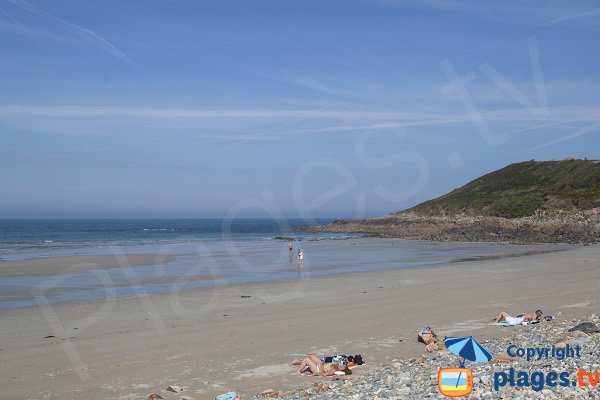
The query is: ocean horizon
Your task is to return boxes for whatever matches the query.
[0,218,347,261]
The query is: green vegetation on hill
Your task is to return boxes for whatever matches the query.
[408,159,600,218]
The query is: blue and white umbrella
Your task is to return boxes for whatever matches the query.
[443,336,493,389]
[444,336,493,367]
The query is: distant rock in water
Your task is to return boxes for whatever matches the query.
[273,236,295,241]
[331,219,352,225]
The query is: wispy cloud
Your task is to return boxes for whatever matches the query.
[6,0,135,66]
[1,104,599,121]
[546,8,600,24]
[530,122,600,150]
[377,0,600,27]
[0,19,72,43]
[257,72,371,98]
[0,104,470,121]
[2,104,600,141]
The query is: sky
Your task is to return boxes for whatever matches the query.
[1,0,599,219]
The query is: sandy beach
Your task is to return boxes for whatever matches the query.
[0,243,599,399]
[0,254,176,277]
[4,0,599,398]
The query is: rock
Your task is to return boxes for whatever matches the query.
[396,374,411,386]
[490,351,523,364]
[568,322,599,334]
[569,330,589,338]
[396,386,411,396]
[166,385,183,393]
[259,389,288,398]
[146,394,164,400]
[425,342,441,352]
[315,382,330,393]
[274,236,295,241]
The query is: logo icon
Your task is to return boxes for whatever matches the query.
[438,367,473,397]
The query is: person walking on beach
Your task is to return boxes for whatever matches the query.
[298,248,303,265]
[289,241,293,254]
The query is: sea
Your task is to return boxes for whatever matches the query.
[0,218,346,260]
[0,219,567,309]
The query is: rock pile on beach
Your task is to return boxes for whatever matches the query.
[304,211,600,245]
[252,314,600,399]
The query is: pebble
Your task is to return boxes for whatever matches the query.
[166,385,183,393]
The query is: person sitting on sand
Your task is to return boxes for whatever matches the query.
[493,309,543,324]
[292,354,352,377]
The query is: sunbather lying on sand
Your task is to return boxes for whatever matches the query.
[292,353,352,377]
[493,309,543,324]
[291,353,363,366]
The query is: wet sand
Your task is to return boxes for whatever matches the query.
[0,239,570,309]
[0,244,599,399]
[0,254,174,277]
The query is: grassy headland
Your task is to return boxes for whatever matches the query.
[306,159,600,244]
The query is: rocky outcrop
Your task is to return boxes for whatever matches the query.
[303,211,600,244]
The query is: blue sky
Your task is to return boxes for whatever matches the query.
[1,0,599,218]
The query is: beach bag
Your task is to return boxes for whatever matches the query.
[331,355,349,366]
[417,326,438,345]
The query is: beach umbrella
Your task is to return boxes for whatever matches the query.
[444,336,493,366]
[444,336,493,388]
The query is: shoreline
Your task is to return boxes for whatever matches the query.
[0,244,598,399]
[0,239,571,310]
